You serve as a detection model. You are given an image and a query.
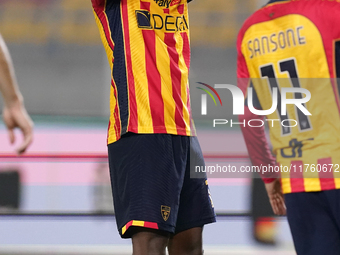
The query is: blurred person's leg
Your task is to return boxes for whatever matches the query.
[251,175,277,245]
[0,170,20,209]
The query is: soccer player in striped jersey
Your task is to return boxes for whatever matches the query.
[0,33,33,154]
[238,0,340,254]
[91,0,215,254]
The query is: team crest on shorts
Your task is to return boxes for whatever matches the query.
[161,205,171,221]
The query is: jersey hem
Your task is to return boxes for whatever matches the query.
[107,127,193,144]
[282,185,340,194]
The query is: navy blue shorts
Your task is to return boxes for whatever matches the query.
[108,133,216,238]
[285,189,340,255]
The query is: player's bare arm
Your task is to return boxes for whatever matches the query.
[0,34,33,154]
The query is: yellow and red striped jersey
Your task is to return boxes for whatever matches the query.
[92,0,193,144]
[237,0,340,193]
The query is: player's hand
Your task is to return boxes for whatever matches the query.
[2,98,33,155]
[264,178,286,216]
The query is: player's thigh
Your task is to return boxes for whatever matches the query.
[285,191,340,255]
[130,227,169,255]
[168,227,203,255]
[175,136,216,234]
[108,133,188,238]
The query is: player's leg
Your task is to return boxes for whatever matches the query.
[108,133,189,254]
[285,191,340,255]
[168,227,203,255]
[168,136,215,255]
[130,227,169,255]
[251,176,277,245]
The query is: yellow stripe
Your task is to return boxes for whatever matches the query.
[107,81,118,144]
[157,32,175,134]
[303,178,321,192]
[121,220,147,235]
[281,178,291,194]
[302,164,321,191]
[176,31,191,136]
[132,220,145,227]
[335,178,340,189]
[122,225,127,235]
[126,2,153,133]
[174,3,191,136]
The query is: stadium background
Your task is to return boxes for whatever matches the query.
[0,0,295,254]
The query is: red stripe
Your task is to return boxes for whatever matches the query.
[181,33,190,71]
[182,34,191,128]
[144,221,159,230]
[0,154,109,160]
[186,86,193,133]
[318,158,336,190]
[177,4,184,15]
[181,32,191,134]
[122,0,138,132]
[277,162,281,178]
[125,220,133,229]
[165,33,186,135]
[289,161,305,193]
[255,217,275,223]
[111,79,121,140]
[171,0,181,6]
[141,1,150,9]
[141,2,166,133]
[0,153,249,160]
[93,4,115,52]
